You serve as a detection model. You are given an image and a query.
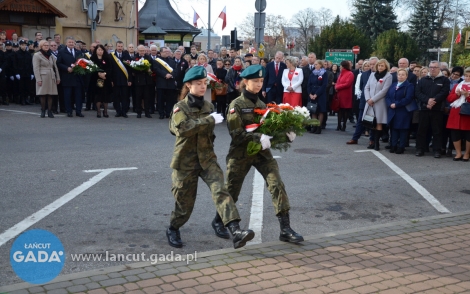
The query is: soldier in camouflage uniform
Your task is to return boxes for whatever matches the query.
[167,66,254,249]
[225,65,304,243]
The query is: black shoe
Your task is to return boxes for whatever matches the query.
[149,110,155,114]
[278,212,304,243]
[47,110,54,118]
[97,113,101,118]
[122,114,128,118]
[67,113,73,117]
[166,228,183,248]
[433,151,441,158]
[137,114,142,118]
[336,125,341,131]
[227,222,255,249]
[367,142,375,149]
[396,147,405,154]
[385,145,391,149]
[381,137,389,143]
[389,146,397,153]
[145,114,152,118]
[40,110,45,118]
[159,115,165,119]
[453,156,462,161]
[440,149,446,156]
[52,111,59,114]
[211,217,230,239]
[84,108,91,111]
[77,113,84,117]
[309,126,317,133]
[415,150,424,157]
[314,127,322,134]
[115,113,122,117]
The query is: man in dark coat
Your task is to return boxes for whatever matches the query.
[346,57,378,145]
[262,51,286,104]
[155,46,177,119]
[111,41,131,117]
[3,41,15,104]
[391,58,417,84]
[56,37,84,117]
[0,44,6,105]
[132,45,155,118]
[301,53,316,107]
[12,40,34,105]
[415,61,450,158]
[173,49,188,91]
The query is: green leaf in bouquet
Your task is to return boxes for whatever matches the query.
[247,141,262,156]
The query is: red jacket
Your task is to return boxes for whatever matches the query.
[335,69,354,109]
[447,84,470,131]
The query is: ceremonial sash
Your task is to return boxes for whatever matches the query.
[112,52,128,79]
[85,53,91,59]
[156,58,173,73]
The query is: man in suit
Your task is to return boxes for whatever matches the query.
[53,34,66,51]
[123,43,136,112]
[346,57,378,145]
[173,49,188,91]
[351,59,364,123]
[301,53,316,107]
[56,37,84,117]
[111,41,131,118]
[132,45,155,118]
[155,46,177,119]
[262,51,286,104]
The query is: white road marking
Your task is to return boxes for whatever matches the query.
[0,108,65,116]
[249,170,264,245]
[356,150,450,213]
[0,167,138,247]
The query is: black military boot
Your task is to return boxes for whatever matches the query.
[227,221,255,249]
[211,213,230,239]
[166,227,183,248]
[277,212,304,243]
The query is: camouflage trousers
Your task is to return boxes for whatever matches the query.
[170,162,241,229]
[225,154,290,215]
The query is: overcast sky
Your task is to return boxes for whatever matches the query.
[161,0,352,37]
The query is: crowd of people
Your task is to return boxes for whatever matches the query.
[0,31,469,160]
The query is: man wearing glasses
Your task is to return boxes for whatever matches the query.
[415,61,450,158]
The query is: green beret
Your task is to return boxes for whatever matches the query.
[183,66,207,83]
[240,65,265,79]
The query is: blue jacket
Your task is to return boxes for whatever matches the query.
[307,71,328,100]
[385,81,415,129]
[262,61,286,93]
[359,70,372,110]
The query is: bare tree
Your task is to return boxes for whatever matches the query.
[291,8,317,55]
[316,8,334,30]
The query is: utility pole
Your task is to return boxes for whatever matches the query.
[208,0,211,51]
[449,0,459,67]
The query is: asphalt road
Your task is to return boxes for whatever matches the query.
[1,104,469,286]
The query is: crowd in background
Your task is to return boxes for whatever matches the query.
[0,31,469,160]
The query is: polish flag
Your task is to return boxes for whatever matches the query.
[455,29,462,44]
[218,6,227,31]
[193,9,200,27]
[207,72,219,82]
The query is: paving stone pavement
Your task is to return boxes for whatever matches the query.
[1,211,470,294]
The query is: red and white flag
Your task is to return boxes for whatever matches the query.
[193,9,200,27]
[218,6,227,31]
[455,29,462,44]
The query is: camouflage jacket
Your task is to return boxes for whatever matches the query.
[169,96,217,170]
[226,93,273,159]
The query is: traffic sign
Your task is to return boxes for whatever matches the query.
[352,46,360,54]
[325,52,354,64]
[255,0,266,12]
[87,1,97,20]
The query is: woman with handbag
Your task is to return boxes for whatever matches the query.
[91,44,113,118]
[385,69,415,154]
[363,59,393,150]
[307,60,328,134]
[281,56,303,107]
[214,59,228,119]
[446,67,470,161]
[335,60,354,131]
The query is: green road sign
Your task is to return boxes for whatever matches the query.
[325,52,354,65]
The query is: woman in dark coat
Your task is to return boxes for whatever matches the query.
[214,59,228,118]
[328,64,340,115]
[91,44,113,118]
[225,57,244,104]
[307,60,328,134]
[385,69,415,154]
[335,61,354,131]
